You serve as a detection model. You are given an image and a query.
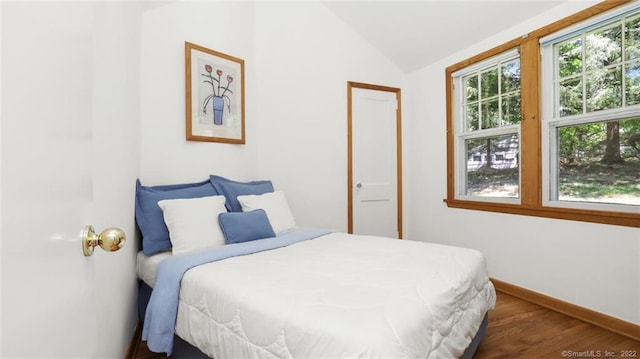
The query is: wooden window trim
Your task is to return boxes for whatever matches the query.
[445,0,640,228]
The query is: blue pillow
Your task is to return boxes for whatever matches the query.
[209,175,274,212]
[218,209,276,244]
[135,179,219,255]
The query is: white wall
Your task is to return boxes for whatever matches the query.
[406,1,640,325]
[254,2,406,232]
[140,2,259,185]
[140,2,406,232]
[1,2,140,357]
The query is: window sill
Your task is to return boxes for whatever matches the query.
[444,198,640,228]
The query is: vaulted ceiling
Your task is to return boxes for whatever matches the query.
[324,1,570,73]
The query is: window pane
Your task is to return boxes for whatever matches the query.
[501,60,520,93]
[586,66,622,112]
[558,37,583,78]
[559,77,583,117]
[465,134,520,198]
[556,117,640,205]
[626,61,640,106]
[502,93,521,125]
[481,68,499,98]
[625,14,640,61]
[555,16,640,119]
[481,99,499,129]
[459,56,520,134]
[464,74,479,102]
[465,104,479,131]
[586,24,622,72]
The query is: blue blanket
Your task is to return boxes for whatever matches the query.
[141,228,331,355]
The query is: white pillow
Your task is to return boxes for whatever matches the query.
[158,195,227,255]
[237,190,296,234]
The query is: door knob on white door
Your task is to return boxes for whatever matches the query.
[356,183,362,188]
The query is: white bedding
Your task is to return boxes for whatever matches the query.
[174,233,496,358]
[136,250,172,287]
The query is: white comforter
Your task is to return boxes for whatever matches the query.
[175,233,496,358]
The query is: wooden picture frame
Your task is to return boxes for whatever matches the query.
[185,42,245,143]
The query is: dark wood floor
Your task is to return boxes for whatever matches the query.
[133,291,640,358]
[474,292,639,358]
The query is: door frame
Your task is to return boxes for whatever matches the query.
[347,81,403,238]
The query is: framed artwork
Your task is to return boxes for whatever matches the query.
[185,42,245,144]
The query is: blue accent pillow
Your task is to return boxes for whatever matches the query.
[209,175,274,212]
[135,179,219,255]
[218,209,276,244]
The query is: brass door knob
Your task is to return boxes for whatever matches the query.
[81,225,126,256]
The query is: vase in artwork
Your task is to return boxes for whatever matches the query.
[212,96,224,125]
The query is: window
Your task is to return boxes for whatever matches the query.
[452,50,521,201]
[542,8,640,212]
[446,1,640,227]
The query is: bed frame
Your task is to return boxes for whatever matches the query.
[138,281,489,359]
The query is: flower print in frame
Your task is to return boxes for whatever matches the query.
[185,42,245,143]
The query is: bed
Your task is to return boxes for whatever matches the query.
[135,176,496,358]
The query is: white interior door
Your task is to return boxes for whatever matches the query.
[349,84,402,238]
[1,3,139,358]
[1,3,98,357]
